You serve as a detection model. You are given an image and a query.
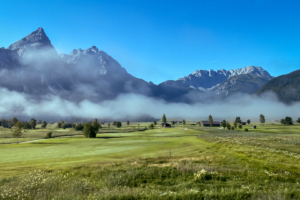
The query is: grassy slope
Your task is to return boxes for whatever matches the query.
[2,122,300,199]
[0,126,206,177]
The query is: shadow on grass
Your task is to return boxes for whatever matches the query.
[31,142,68,145]
[96,136,124,139]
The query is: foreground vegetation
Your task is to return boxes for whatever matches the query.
[1,122,300,199]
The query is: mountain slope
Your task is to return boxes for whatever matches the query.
[159,66,273,91]
[212,73,273,97]
[256,69,300,104]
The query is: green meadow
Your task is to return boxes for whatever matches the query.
[1,122,300,199]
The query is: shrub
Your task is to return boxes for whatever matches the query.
[231,127,234,130]
[244,128,248,132]
[46,132,52,138]
[75,124,84,131]
[149,123,154,129]
[115,121,122,128]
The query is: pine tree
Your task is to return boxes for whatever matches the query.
[183,119,186,125]
[208,115,213,127]
[162,114,167,123]
[127,121,130,126]
[153,121,157,125]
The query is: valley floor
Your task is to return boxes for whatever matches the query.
[1,123,300,199]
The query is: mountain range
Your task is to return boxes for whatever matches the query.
[0,27,299,104]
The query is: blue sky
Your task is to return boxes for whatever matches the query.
[1,0,300,84]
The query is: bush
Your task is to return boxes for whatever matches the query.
[231,127,234,130]
[149,123,154,129]
[244,128,248,132]
[115,121,122,128]
[46,132,52,138]
[75,124,84,131]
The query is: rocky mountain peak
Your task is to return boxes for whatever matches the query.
[8,27,51,50]
[7,27,57,58]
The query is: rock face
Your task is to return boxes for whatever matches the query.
[160,66,273,92]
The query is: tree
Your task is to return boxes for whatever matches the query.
[46,132,52,138]
[29,118,36,129]
[183,119,186,125]
[113,121,116,126]
[235,117,241,124]
[93,119,101,130]
[208,115,213,127]
[72,124,76,129]
[233,121,238,129]
[238,124,243,129]
[83,122,97,138]
[281,116,293,125]
[260,114,265,124]
[221,120,226,129]
[12,121,23,144]
[154,121,157,125]
[247,119,251,124]
[41,121,47,128]
[108,123,111,128]
[37,120,42,124]
[1,119,7,128]
[162,114,167,123]
[127,121,130,126]
[75,124,84,131]
[226,122,231,130]
[297,118,300,123]
[22,121,31,130]
[149,123,154,129]
[61,123,67,129]
[285,116,293,125]
[11,117,18,126]
[57,122,62,128]
[172,121,175,125]
[115,121,122,128]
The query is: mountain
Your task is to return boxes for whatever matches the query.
[0,27,278,104]
[160,66,273,92]
[0,27,190,102]
[256,69,300,104]
[212,73,273,97]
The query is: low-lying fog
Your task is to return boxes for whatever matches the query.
[1,87,299,122]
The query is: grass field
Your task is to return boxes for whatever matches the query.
[1,122,300,199]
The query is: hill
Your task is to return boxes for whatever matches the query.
[256,69,300,104]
